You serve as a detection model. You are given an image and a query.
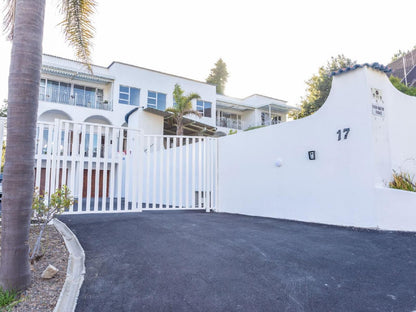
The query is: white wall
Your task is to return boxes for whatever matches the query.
[218,67,416,231]
[109,62,217,127]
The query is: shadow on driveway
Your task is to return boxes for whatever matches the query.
[59,212,416,312]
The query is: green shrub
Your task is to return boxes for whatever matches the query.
[388,170,416,192]
[244,125,266,132]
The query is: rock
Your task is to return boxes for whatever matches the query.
[41,264,59,279]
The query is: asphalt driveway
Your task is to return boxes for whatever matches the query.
[59,212,416,312]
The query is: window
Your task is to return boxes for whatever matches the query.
[119,85,140,106]
[147,91,166,111]
[39,79,71,104]
[196,100,212,117]
[39,78,103,108]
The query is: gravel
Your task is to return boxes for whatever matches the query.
[0,224,69,311]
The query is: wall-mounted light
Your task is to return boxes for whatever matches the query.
[275,159,283,167]
[308,151,316,160]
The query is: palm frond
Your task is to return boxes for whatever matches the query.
[58,0,96,72]
[182,109,202,118]
[166,106,179,116]
[184,93,200,103]
[3,0,16,40]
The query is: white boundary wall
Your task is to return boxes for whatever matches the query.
[218,67,416,231]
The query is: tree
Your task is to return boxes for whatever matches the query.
[389,76,416,96]
[390,46,416,62]
[0,100,8,117]
[206,58,229,95]
[166,84,201,136]
[1,0,95,291]
[291,55,356,119]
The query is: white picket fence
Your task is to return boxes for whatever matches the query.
[0,119,218,214]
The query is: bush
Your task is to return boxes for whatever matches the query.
[388,170,416,192]
[30,185,74,262]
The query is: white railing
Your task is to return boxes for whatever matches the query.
[35,120,139,213]
[139,135,217,211]
[0,119,217,214]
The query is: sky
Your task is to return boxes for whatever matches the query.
[0,0,414,107]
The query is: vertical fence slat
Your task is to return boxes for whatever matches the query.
[191,137,196,209]
[185,137,189,209]
[116,128,123,210]
[93,125,102,212]
[86,125,94,212]
[159,136,163,209]
[145,136,150,209]
[109,128,117,211]
[179,137,183,209]
[198,138,202,208]
[152,136,157,209]
[165,137,171,208]
[101,126,109,211]
[35,124,44,192]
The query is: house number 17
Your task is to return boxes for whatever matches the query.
[337,128,350,141]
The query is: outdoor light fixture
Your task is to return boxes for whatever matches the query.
[308,151,316,160]
[275,159,283,167]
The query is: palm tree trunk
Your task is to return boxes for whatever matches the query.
[0,0,46,291]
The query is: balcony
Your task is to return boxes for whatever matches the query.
[40,94,112,111]
[216,117,242,130]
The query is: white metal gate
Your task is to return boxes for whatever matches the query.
[16,119,217,214]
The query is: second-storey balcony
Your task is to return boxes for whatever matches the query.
[40,92,113,111]
[216,117,243,130]
[40,64,114,111]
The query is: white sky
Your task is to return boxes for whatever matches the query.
[0,0,414,106]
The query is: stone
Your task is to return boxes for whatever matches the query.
[41,264,59,279]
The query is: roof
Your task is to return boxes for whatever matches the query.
[330,63,391,77]
[108,61,212,87]
[243,94,288,104]
[125,107,217,136]
[41,65,114,84]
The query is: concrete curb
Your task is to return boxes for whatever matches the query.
[53,218,86,312]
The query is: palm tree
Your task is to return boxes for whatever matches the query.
[166,84,201,136]
[1,0,95,291]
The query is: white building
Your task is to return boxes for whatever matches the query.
[38,54,297,135]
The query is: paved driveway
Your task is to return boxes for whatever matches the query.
[59,212,416,312]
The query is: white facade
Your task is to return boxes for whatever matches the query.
[38,54,294,135]
[215,94,297,135]
[218,66,416,232]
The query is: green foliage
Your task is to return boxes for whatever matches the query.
[391,50,408,62]
[228,129,237,135]
[389,171,416,192]
[244,125,266,131]
[291,55,356,120]
[206,58,229,95]
[390,46,416,62]
[389,76,416,96]
[30,186,74,261]
[0,100,7,117]
[0,287,18,308]
[166,84,201,135]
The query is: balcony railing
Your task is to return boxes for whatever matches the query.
[40,95,112,111]
[216,117,242,130]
